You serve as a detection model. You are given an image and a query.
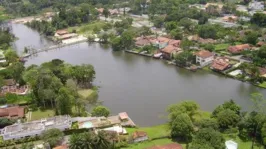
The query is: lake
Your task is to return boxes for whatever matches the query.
[11,23,266,126]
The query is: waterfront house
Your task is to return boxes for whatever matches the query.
[147,143,183,149]
[210,57,230,71]
[135,36,152,47]
[132,131,148,143]
[0,115,72,140]
[0,106,25,119]
[195,50,214,67]
[161,45,182,59]
[228,44,250,54]
[1,79,29,96]
[188,35,216,44]
[259,67,266,78]
[55,30,68,36]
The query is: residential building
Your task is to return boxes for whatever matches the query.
[0,106,25,119]
[161,45,182,59]
[257,41,266,47]
[55,30,68,36]
[259,67,266,78]
[211,57,231,71]
[228,44,250,54]
[248,1,264,11]
[225,140,238,149]
[1,79,29,96]
[133,131,148,143]
[147,143,183,149]
[0,115,72,140]
[135,36,152,47]
[195,50,214,67]
[222,16,238,23]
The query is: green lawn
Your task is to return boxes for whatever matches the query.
[215,43,230,51]
[224,136,261,149]
[126,124,170,139]
[258,82,266,88]
[69,21,107,36]
[78,89,94,98]
[30,109,54,121]
[122,138,182,149]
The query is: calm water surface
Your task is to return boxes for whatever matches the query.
[11,23,266,126]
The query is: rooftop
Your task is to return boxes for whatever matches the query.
[147,143,183,149]
[0,106,25,118]
[228,44,250,53]
[133,131,147,139]
[195,50,213,59]
[211,57,230,71]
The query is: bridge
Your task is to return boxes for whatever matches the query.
[22,39,88,58]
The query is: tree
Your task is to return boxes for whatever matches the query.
[196,118,219,130]
[8,62,25,84]
[212,100,241,118]
[178,18,195,32]
[180,39,193,50]
[103,8,110,20]
[170,28,183,40]
[244,32,258,45]
[217,109,240,129]
[41,128,64,148]
[198,24,218,39]
[69,131,112,149]
[167,101,199,122]
[169,113,193,141]
[71,64,95,88]
[56,87,73,115]
[261,122,266,145]
[111,37,123,50]
[91,106,110,117]
[0,118,15,128]
[190,128,225,149]
[165,21,177,32]
[4,49,18,63]
[121,30,134,50]
[174,51,194,67]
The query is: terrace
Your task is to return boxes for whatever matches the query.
[0,115,72,140]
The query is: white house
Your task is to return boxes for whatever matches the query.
[195,50,214,67]
[133,131,148,143]
[225,140,238,149]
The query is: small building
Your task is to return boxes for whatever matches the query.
[248,1,264,11]
[228,44,250,54]
[259,67,266,78]
[222,16,238,23]
[225,140,238,149]
[132,131,148,143]
[135,36,152,47]
[0,106,25,119]
[1,79,29,96]
[195,50,214,67]
[161,45,182,59]
[147,143,183,149]
[55,30,68,36]
[257,41,266,47]
[211,57,231,71]
[53,145,68,149]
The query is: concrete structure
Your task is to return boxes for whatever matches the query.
[133,131,148,143]
[195,50,214,67]
[225,140,238,149]
[0,115,72,140]
[248,1,264,11]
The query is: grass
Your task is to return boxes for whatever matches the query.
[258,82,266,88]
[30,109,54,121]
[126,124,170,139]
[78,89,94,98]
[224,136,261,149]
[122,138,183,149]
[214,43,230,51]
[68,21,107,36]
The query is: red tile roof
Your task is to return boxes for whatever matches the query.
[56,30,68,35]
[211,57,230,71]
[257,41,266,47]
[147,143,183,149]
[228,44,250,54]
[195,50,213,58]
[161,45,180,54]
[133,131,147,139]
[53,145,68,149]
[0,106,25,118]
[259,67,266,76]
[168,40,181,47]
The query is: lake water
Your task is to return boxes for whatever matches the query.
[11,23,266,126]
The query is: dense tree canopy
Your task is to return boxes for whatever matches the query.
[41,128,64,148]
[91,105,110,117]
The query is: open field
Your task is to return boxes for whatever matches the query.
[31,109,54,121]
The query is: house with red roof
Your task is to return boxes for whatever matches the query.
[147,143,183,149]
[211,57,231,71]
[195,50,214,67]
[132,131,148,143]
[228,44,250,54]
